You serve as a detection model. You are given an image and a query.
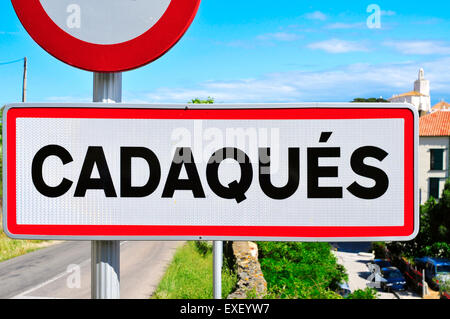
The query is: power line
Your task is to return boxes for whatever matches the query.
[0,57,25,66]
[0,57,27,102]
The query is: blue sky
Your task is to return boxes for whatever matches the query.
[1,1,450,105]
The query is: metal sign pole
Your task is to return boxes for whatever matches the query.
[91,72,122,299]
[213,240,223,299]
[22,57,27,103]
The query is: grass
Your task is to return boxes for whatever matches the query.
[152,241,237,299]
[0,214,52,262]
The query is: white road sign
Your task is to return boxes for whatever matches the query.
[2,104,418,241]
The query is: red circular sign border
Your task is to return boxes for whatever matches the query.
[12,0,201,72]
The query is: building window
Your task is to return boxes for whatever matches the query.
[429,178,440,199]
[430,149,444,170]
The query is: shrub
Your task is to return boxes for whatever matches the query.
[193,241,212,256]
[421,242,450,259]
[257,242,347,299]
[439,278,450,294]
[345,288,377,299]
[387,179,450,259]
[371,242,387,258]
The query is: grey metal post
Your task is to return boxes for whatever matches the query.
[93,72,122,104]
[213,241,223,299]
[91,241,121,299]
[91,72,122,299]
[22,57,27,103]
[422,269,428,297]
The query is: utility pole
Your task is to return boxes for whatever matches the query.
[22,57,27,103]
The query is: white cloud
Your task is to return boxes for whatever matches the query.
[218,32,301,49]
[307,39,369,53]
[0,31,20,36]
[384,41,450,55]
[124,58,450,104]
[381,10,396,16]
[325,22,365,30]
[304,11,327,21]
[256,32,301,42]
[46,96,91,102]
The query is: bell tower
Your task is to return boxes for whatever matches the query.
[414,68,429,96]
[414,68,431,114]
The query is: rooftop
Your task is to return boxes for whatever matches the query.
[432,100,450,111]
[389,91,428,99]
[419,110,450,137]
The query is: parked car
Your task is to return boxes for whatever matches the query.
[415,257,450,291]
[379,267,407,292]
[337,282,352,298]
[367,259,392,273]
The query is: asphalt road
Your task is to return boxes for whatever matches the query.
[0,241,183,299]
[331,242,421,299]
[331,242,396,299]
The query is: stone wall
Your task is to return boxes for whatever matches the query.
[227,241,267,299]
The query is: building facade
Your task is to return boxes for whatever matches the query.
[418,111,450,204]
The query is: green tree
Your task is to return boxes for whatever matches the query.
[388,179,450,258]
[189,97,215,104]
[351,97,389,103]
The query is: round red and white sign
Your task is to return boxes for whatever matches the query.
[12,0,201,72]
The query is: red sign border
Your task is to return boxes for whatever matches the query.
[11,0,201,72]
[5,106,416,239]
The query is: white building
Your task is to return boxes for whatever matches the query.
[387,69,449,204]
[389,68,431,115]
[418,110,450,204]
[431,100,450,112]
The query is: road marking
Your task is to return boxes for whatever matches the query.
[11,258,90,299]
[14,296,64,299]
[11,241,128,299]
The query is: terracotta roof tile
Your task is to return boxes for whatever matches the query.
[389,91,427,100]
[419,110,450,136]
[432,101,450,111]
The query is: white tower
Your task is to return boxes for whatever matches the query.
[389,68,432,115]
[414,68,431,113]
[414,68,429,96]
